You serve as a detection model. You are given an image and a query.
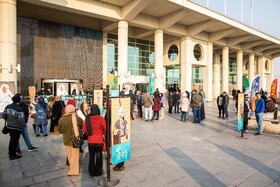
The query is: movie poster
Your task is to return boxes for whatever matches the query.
[111,97,131,164]
[237,93,244,131]
[94,90,103,115]
[0,82,15,113]
[56,83,68,96]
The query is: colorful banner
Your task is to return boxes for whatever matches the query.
[149,76,154,96]
[270,78,278,101]
[107,74,118,90]
[111,97,131,164]
[243,77,250,91]
[237,93,244,131]
[250,76,260,102]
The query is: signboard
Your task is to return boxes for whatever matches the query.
[237,93,244,131]
[29,86,36,104]
[111,97,131,164]
[149,76,154,96]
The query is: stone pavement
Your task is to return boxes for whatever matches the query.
[0,101,280,187]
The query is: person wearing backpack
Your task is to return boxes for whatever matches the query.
[35,96,49,137]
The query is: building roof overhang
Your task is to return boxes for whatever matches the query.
[17,0,280,58]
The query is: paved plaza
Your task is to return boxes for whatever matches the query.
[0,101,280,187]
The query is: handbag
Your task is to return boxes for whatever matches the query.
[30,113,36,118]
[72,134,81,148]
[2,121,9,134]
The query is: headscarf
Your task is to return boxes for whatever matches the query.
[64,104,79,138]
[39,96,47,109]
[67,99,76,108]
[85,104,100,136]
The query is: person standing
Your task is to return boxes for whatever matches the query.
[136,90,143,118]
[217,93,224,118]
[77,101,90,153]
[17,94,37,152]
[191,89,202,124]
[35,96,49,137]
[173,90,180,113]
[167,91,174,114]
[198,92,206,121]
[222,91,229,120]
[159,93,165,119]
[180,92,190,122]
[142,90,154,122]
[2,94,26,160]
[243,94,250,133]
[254,92,265,135]
[82,104,106,176]
[51,96,65,134]
[58,105,83,176]
[235,90,241,114]
[152,92,161,120]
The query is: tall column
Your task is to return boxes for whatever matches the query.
[102,33,108,88]
[236,50,243,91]
[154,29,163,92]
[248,53,255,86]
[0,0,17,89]
[267,59,273,91]
[258,56,265,90]
[117,21,128,88]
[181,36,192,92]
[203,42,213,101]
[213,53,220,98]
[222,47,229,93]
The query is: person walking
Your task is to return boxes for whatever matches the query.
[35,96,49,137]
[142,90,154,122]
[17,94,37,153]
[254,92,265,135]
[222,91,229,120]
[217,93,224,118]
[180,92,190,122]
[2,94,26,160]
[152,92,161,120]
[58,104,83,176]
[190,89,202,124]
[243,94,250,133]
[82,104,106,176]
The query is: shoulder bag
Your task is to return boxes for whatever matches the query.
[2,121,9,134]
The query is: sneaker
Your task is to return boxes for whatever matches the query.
[16,149,21,155]
[43,134,48,137]
[28,147,38,152]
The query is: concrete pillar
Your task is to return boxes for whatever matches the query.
[117,21,128,88]
[213,53,220,98]
[203,42,213,101]
[180,36,192,92]
[258,56,265,90]
[267,59,273,92]
[102,33,108,88]
[154,29,163,93]
[222,47,229,93]
[236,50,243,91]
[0,0,17,89]
[248,53,255,87]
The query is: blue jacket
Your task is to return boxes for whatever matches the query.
[255,98,265,113]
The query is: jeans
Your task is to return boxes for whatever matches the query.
[193,107,201,123]
[255,112,264,134]
[17,125,33,150]
[223,104,228,118]
[144,107,153,120]
[181,111,189,121]
[36,124,48,135]
[218,106,223,117]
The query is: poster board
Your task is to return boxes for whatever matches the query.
[0,82,15,113]
[94,90,103,115]
[111,97,131,164]
[237,93,244,131]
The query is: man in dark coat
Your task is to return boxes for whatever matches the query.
[243,94,250,133]
[2,94,26,160]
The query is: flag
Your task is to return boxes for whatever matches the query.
[243,77,250,91]
[270,78,278,101]
[250,76,260,102]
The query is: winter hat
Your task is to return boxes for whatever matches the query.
[12,94,21,103]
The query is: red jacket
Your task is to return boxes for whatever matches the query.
[82,115,106,144]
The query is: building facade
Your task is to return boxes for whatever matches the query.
[1,0,279,100]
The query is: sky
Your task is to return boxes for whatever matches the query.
[192,0,280,81]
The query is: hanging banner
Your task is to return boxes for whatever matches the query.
[149,76,154,96]
[94,90,103,115]
[107,74,118,90]
[250,76,260,102]
[237,93,244,131]
[243,77,250,91]
[270,78,278,101]
[111,97,131,164]
[29,86,36,104]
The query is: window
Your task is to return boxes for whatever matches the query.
[168,44,178,61]
[193,44,203,61]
